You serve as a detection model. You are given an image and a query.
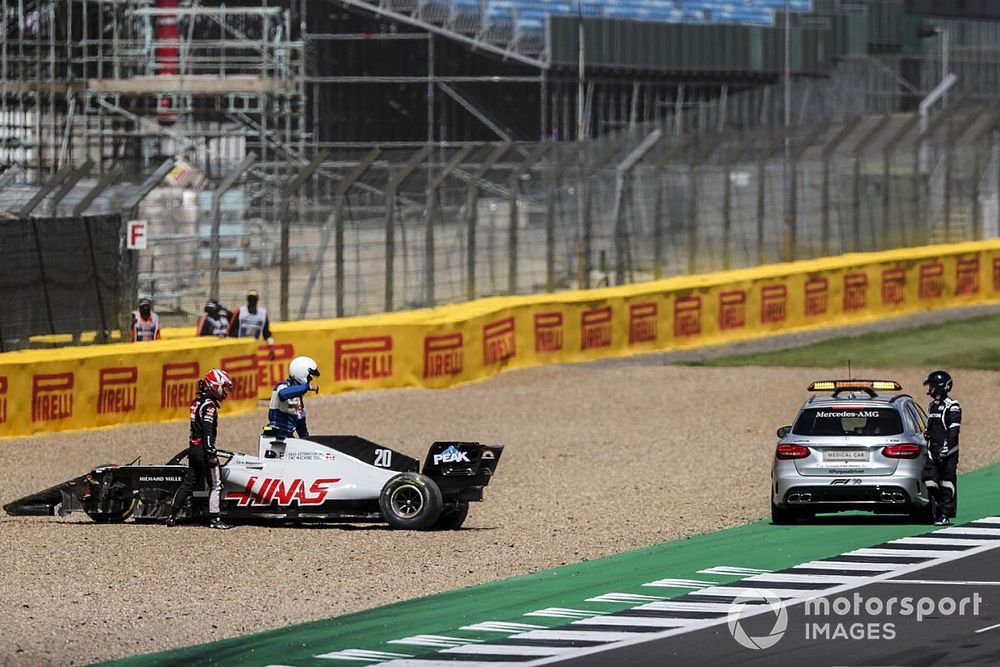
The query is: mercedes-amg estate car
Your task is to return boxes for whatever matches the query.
[771,379,932,524]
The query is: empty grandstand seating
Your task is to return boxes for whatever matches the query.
[406,0,814,51]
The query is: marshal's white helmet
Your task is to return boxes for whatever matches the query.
[289,356,320,384]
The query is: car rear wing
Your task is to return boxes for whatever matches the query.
[422,442,504,502]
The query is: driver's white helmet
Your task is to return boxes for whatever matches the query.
[288,356,320,384]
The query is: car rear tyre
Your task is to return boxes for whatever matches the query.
[433,502,470,530]
[910,496,936,524]
[379,473,443,530]
[771,501,800,525]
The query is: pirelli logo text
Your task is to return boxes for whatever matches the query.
[719,290,746,330]
[221,354,258,400]
[258,343,294,390]
[424,333,463,379]
[0,376,7,425]
[483,318,516,366]
[161,362,199,409]
[628,303,658,345]
[881,268,905,306]
[760,285,788,324]
[674,296,701,337]
[956,258,980,296]
[335,337,393,381]
[98,367,138,415]
[805,278,828,317]
[581,307,613,350]
[843,273,868,312]
[993,258,1000,292]
[919,263,944,300]
[32,372,74,422]
[534,312,563,353]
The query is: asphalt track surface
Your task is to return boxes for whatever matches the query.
[560,528,1000,667]
[347,518,1000,667]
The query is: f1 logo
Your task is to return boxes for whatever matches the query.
[127,220,147,250]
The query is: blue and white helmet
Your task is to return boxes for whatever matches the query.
[289,356,320,385]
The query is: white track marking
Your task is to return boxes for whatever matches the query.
[740,572,869,584]
[377,660,526,667]
[698,566,771,576]
[387,635,482,648]
[524,608,605,619]
[460,621,547,633]
[889,537,986,547]
[936,527,1000,536]
[789,560,902,572]
[975,621,1000,634]
[879,579,1000,586]
[440,645,574,656]
[316,649,413,661]
[570,616,700,628]
[586,593,667,604]
[641,578,716,589]
[640,600,741,613]
[969,517,1000,524]
[842,548,963,559]
[515,629,651,642]
[685,586,805,599]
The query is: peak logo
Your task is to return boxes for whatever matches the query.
[581,307,613,350]
[534,312,563,353]
[32,373,74,422]
[956,258,980,296]
[227,477,340,507]
[881,268,905,306]
[161,362,199,409]
[629,303,657,345]
[98,367,138,414]
[919,263,944,300]
[221,354,258,400]
[483,318,516,366]
[259,343,294,389]
[674,296,701,337]
[433,446,470,465]
[0,376,7,425]
[335,337,393,381]
[844,273,868,311]
[719,290,746,330]
[424,333,463,379]
[760,285,787,324]
[805,278,828,317]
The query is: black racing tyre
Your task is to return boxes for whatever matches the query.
[910,497,936,524]
[379,473,443,530]
[433,502,470,530]
[88,499,137,523]
[771,501,799,525]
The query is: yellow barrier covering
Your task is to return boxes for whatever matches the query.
[3,240,1000,438]
[0,337,260,437]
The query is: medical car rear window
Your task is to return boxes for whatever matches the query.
[792,407,903,436]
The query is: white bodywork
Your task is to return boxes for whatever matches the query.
[220,437,398,506]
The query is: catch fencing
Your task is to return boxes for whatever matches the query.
[130,100,1000,324]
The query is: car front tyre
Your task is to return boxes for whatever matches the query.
[379,473,443,530]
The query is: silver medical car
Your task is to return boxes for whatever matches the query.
[771,380,932,524]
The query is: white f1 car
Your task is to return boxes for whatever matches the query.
[4,435,503,530]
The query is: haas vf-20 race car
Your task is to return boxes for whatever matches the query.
[4,435,503,530]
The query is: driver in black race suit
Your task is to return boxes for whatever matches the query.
[165,368,234,530]
[923,370,962,526]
